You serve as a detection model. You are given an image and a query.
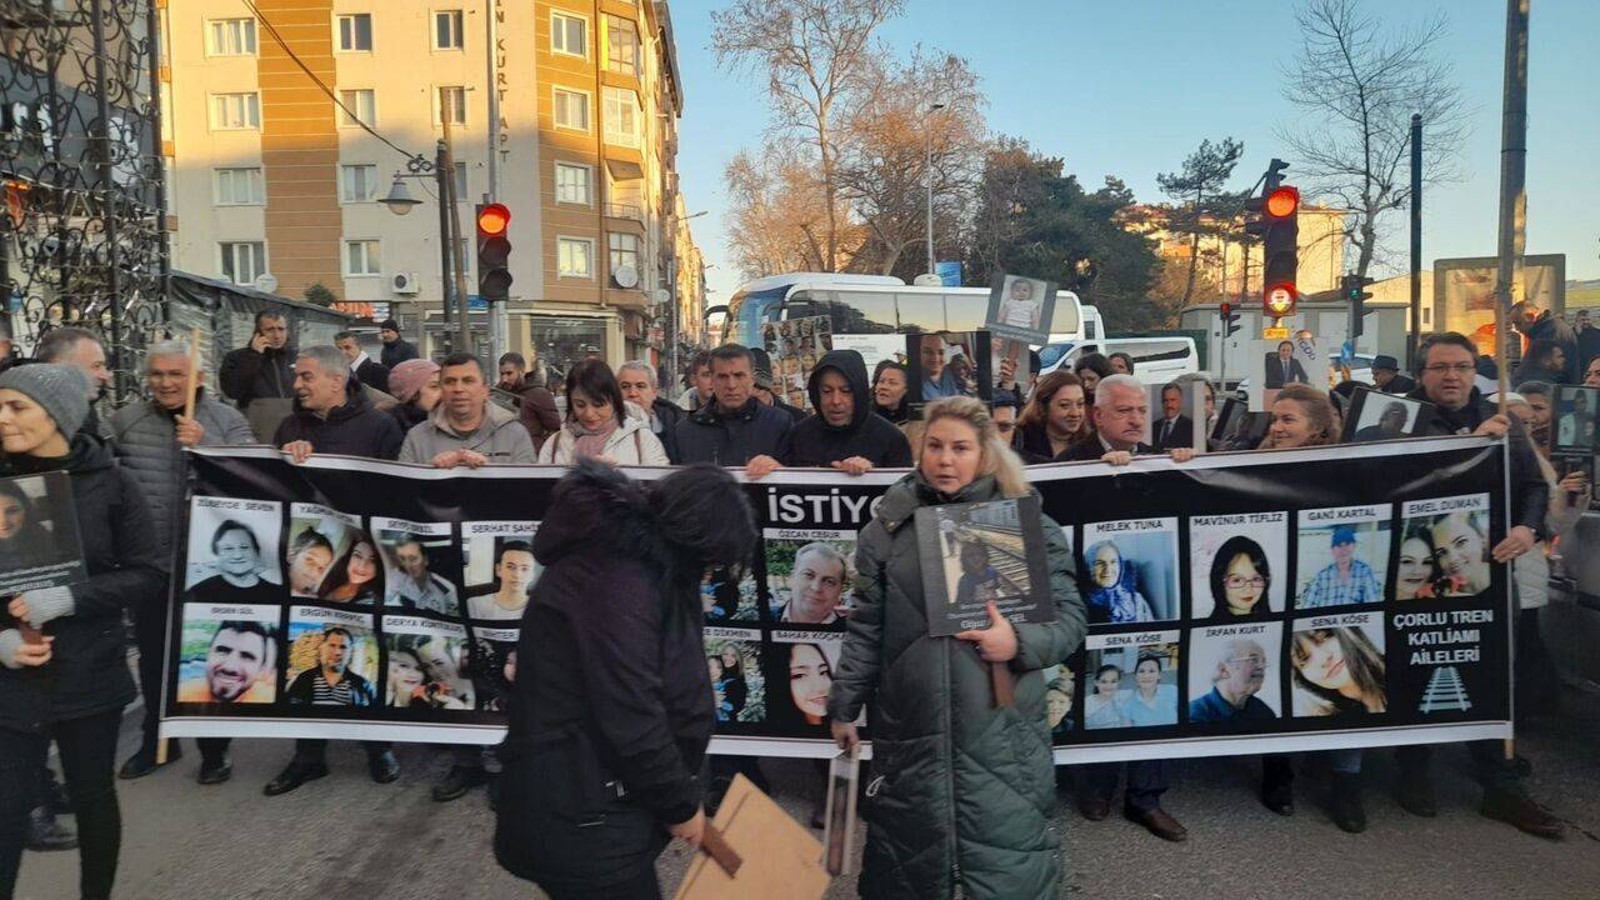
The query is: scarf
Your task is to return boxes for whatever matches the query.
[570,417,620,459]
[1086,542,1144,623]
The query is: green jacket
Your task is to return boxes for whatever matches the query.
[829,472,1086,900]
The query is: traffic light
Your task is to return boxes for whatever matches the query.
[1341,273,1375,338]
[1221,302,1241,338]
[1242,159,1298,321]
[476,203,513,303]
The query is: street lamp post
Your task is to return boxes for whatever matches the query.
[925,101,946,279]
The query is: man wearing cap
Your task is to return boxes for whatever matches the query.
[378,319,419,370]
[1299,526,1382,608]
[1370,355,1416,394]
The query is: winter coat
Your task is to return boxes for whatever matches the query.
[399,401,537,466]
[536,403,669,466]
[380,337,420,370]
[110,390,256,558]
[1406,386,1549,537]
[649,397,685,463]
[673,397,793,466]
[1516,453,1591,610]
[828,472,1086,900]
[389,401,431,433]
[495,463,712,886]
[352,357,390,394]
[789,350,912,469]
[517,385,561,451]
[272,378,404,460]
[218,344,296,408]
[0,436,165,733]
[1521,312,1579,383]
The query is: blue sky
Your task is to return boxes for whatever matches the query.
[671,0,1600,305]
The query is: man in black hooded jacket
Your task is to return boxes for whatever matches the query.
[787,349,912,472]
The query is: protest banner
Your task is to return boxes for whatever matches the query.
[162,437,1512,764]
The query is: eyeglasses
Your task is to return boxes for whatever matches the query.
[1227,655,1269,670]
[1422,363,1475,374]
[1223,575,1266,590]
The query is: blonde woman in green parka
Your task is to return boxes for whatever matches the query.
[829,395,1087,899]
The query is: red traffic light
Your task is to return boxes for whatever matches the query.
[476,203,510,237]
[1220,302,1232,317]
[1264,186,1299,219]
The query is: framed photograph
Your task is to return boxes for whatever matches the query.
[984,273,1058,345]
[915,496,1053,637]
[0,472,86,596]
[905,330,993,415]
[1341,388,1434,443]
[1551,385,1600,454]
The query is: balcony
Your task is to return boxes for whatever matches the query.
[604,201,643,221]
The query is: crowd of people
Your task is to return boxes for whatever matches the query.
[0,305,1591,899]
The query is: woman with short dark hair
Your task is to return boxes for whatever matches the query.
[537,359,668,466]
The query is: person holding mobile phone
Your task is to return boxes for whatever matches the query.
[219,310,298,441]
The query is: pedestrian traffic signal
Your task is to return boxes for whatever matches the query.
[1341,273,1375,338]
[1259,185,1298,321]
[476,203,513,303]
[1221,302,1241,338]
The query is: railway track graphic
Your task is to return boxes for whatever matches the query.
[1418,666,1472,714]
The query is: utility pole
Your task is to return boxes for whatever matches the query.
[441,89,472,353]
[1493,0,1530,405]
[1409,114,1422,371]
[485,0,507,360]
[925,102,945,277]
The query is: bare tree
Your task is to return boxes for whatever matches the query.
[724,146,841,278]
[836,48,986,276]
[1279,0,1466,280]
[713,0,905,273]
[1156,137,1246,306]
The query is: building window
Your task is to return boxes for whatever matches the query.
[552,88,589,131]
[220,242,266,285]
[339,89,376,127]
[208,18,257,56]
[555,162,592,205]
[605,16,639,76]
[435,86,467,126]
[551,12,587,57]
[345,240,382,276]
[213,167,264,205]
[210,93,260,130]
[557,237,594,279]
[453,162,468,197]
[603,87,640,149]
[609,233,640,281]
[337,13,373,51]
[339,164,378,203]
[434,10,464,50]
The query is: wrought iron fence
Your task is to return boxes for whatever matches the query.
[0,0,168,403]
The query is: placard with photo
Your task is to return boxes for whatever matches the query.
[283,606,378,708]
[984,272,1057,345]
[383,616,474,710]
[1295,505,1391,609]
[461,521,540,622]
[762,528,854,627]
[1397,495,1492,599]
[1187,622,1284,725]
[905,330,992,412]
[1189,512,1289,620]
[183,497,283,604]
[373,517,460,617]
[1551,384,1600,454]
[1288,611,1388,719]
[0,472,85,596]
[1081,518,1181,624]
[1082,630,1181,730]
[916,496,1053,636]
[1342,388,1434,443]
[176,603,280,705]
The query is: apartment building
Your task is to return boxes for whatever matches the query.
[160,0,702,372]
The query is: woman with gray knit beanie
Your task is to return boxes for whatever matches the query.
[0,363,164,900]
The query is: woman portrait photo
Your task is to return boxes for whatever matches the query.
[0,477,50,572]
[1084,664,1129,729]
[1429,510,1491,597]
[1395,522,1445,600]
[186,518,281,605]
[763,641,837,731]
[1083,541,1154,624]
[318,535,383,605]
[708,644,750,724]
[1208,536,1272,620]
[1122,653,1179,727]
[1290,627,1387,717]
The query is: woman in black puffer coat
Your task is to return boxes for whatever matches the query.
[0,365,164,900]
[494,460,756,900]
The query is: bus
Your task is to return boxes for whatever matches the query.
[716,273,1089,370]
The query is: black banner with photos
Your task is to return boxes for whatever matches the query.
[161,438,1512,761]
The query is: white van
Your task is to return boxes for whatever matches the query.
[1035,335,1201,385]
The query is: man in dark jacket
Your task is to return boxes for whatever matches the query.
[282,627,376,707]
[378,318,419,369]
[1397,331,1561,839]
[1263,340,1309,388]
[110,340,256,784]
[335,330,389,394]
[674,344,793,474]
[273,345,404,463]
[618,360,683,463]
[1370,355,1417,394]
[1574,309,1600,375]
[494,351,561,452]
[1150,382,1195,452]
[1057,375,1160,462]
[1512,301,1578,383]
[786,349,911,472]
[220,309,297,441]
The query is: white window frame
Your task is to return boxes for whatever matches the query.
[552,87,590,132]
[213,167,264,206]
[206,18,257,57]
[338,89,376,128]
[219,241,266,286]
[554,162,593,206]
[604,15,640,76]
[609,232,641,279]
[603,87,641,149]
[434,86,467,126]
[556,236,595,280]
[550,11,588,58]
[208,92,260,131]
[338,164,379,204]
[343,239,383,277]
[433,9,464,51]
[335,13,373,52]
